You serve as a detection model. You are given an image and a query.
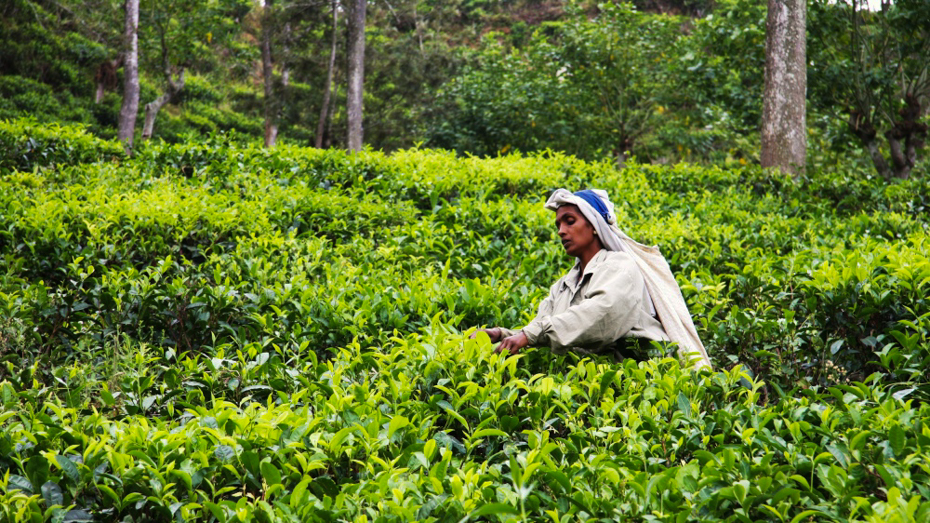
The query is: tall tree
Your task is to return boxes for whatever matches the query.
[810,0,929,180]
[346,0,366,151]
[761,0,807,176]
[562,3,675,166]
[118,0,140,148]
[142,69,185,140]
[425,3,678,162]
[139,0,245,141]
[261,0,278,147]
[316,0,339,149]
[95,57,121,104]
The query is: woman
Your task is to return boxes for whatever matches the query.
[476,189,712,369]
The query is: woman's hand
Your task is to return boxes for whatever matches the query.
[495,332,529,355]
[471,327,503,343]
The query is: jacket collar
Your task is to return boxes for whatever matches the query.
[561,249,609,293]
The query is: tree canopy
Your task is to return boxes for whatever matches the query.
[0,0,926,177]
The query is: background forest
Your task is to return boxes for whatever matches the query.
[1,0,928,177]
[2,1,930,522]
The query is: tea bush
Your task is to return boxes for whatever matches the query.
[0,118,124,173]
[0,119,928,521]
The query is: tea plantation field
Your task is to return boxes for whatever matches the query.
[1,119,929,522]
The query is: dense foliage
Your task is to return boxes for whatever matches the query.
[0,119,928,521]
[1,0,925,177]
[808,0,930,180]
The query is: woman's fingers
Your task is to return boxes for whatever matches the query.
[471,327,502,342]
[494,337,512,354]
[495,332,528,355]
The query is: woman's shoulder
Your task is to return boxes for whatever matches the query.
[590,249,637,271]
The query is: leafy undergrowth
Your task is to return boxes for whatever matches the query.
[0,119,928,521]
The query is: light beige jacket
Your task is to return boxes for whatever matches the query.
[501,249,668,355]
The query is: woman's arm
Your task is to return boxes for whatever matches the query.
[473,283,557,350]
[531,257,644,353]
[494,285,558,354]
[471,327,504,343]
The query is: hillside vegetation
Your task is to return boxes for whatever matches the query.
[4,0,926,179]
[0,119,928,521]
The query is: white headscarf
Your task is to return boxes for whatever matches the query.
[545,188,713,370]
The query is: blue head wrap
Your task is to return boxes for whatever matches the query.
[573,189,611,224]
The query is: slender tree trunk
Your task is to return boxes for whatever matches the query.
[326,76,338,148]
[615,150,627,170]
[884,95,927,180]
[848,111,892,179]
[761,0,807,177]
[142,70,185,140]
[865,138,892,180]
[316,0,339,149]
[95,63,107,104]
[414,0,424,53]
[117,0,140,149]
[886,132,924,180]
[346,0,366,152]
[96,58,122,104]
[904,133,924,177]
[282,21,291,88]
[261,0,278,148]
[886,134,909,179]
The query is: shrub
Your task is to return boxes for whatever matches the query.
[0,128,927,521]
[0,118,123,173]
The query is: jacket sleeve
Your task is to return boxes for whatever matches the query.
[528,258,643,353]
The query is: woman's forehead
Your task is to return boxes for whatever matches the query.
[555,204,582,218]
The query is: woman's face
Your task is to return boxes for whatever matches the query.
[555,205,599,258]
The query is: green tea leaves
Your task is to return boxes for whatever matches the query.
[55,456,80,484]
[1,130,928,522]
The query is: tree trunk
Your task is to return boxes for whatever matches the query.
[615,150,628,170]
[886,134,910,179]
[865,137,892,180]
[848,111,892,180]
[904,133,925,178]
[884,95,928,180]
[117,0,140,150]
[282,21,291,88]
[261,0,278,148]
[346,0,366,152]
[316,0,339,149]
[414,0,424,53]
[761,0,807,177]
[96,58,122,104]
[326,77,338,148]
[142,70,185,140]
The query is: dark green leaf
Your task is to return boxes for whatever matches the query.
[62,509,93,522]
[56,455,80,483]
[214,445,235,462]
[677,392,691,417]
[417,494,448,520]
[25,455,49,488]
[889,425,906,457]
[260,460,282,486]
[42,481,64,507]
[461,503,519,521]
[8,474,32,493]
